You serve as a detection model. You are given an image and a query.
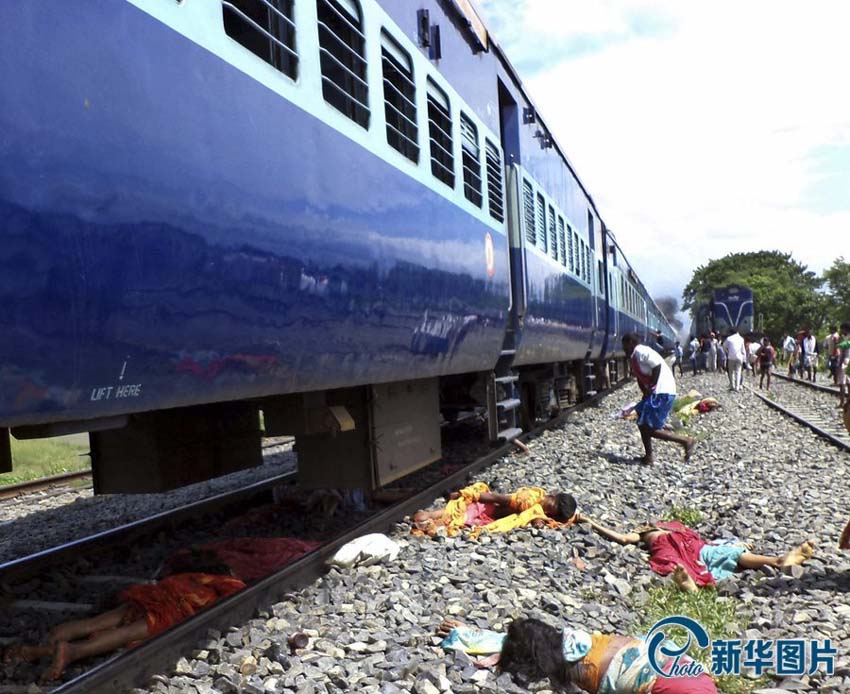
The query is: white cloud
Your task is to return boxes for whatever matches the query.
[477,1,850,307]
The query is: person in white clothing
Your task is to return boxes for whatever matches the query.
[802,331,817,382]
[624,334,696,464]
[724,328,746,391]
[707,333,718,372]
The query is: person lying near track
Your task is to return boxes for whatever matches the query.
[575,514,815,591]
[411,482,577,537]
[622,333,697,464]
[437,617,718,693]
[3,555,244,681]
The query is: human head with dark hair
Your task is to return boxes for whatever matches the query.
[622,333,640,357]
[830,325,838,333]
[542,493,577,523]
[499,618,571,691]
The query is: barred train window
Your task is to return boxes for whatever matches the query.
[523,180,535,245]
[317,0,369,128]
[548,205,557,260]
[381,32,418,162]
[572,230,579,274]
[427,80,454,187]
[598,260,604,293]
[557,216,566,266]
[536,193,546,252]
[485,141,504,222]
[223,0,297,79]
[460,114,482,207]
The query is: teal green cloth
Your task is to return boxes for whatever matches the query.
[440,626,506,655]
[700,542,745,581]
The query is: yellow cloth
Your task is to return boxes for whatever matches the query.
[442,482,489,537]
[509,486,546,511]
[469,504,559,539]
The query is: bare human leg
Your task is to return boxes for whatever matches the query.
[638,424,654,463]
[44,619,148,682]
[649,428,696,460]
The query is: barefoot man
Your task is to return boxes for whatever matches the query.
[575,514,815,592]
[622,333,696,464]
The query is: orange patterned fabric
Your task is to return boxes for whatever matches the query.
[122,573,245,637]
[509,486,547,512]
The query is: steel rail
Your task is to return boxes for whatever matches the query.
[772,372,841,396]
[0,471,297,582]
[0,470,91,501]
[746,386,850,451]
[52,381,628,694]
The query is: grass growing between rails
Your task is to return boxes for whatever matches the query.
[0,437,90,486]
[633,584,770,694]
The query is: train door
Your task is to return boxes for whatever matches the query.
[498,80,525,326]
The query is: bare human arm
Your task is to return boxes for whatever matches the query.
[575,514,641,545]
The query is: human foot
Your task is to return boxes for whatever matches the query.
[683,438,697,461]
[2,643,52,664]
[779,540,816,567]
[672,565,698,593]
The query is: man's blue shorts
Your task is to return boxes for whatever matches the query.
[634,393,676,430]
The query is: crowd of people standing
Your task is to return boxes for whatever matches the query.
[671,323,850,399]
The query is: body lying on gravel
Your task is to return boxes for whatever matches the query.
[411,482,576,538]
[576,514,815,591]
[3,568,244,681]
[438,617,717,693]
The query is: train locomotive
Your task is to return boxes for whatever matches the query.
[0,0,674,494]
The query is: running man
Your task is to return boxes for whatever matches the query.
[623,333,695,464]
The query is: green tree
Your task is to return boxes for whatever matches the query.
[822,257,850,325]
[682,251,824,342]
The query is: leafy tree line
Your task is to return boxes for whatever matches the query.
[679,251,849,342]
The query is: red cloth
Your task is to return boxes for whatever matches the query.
[646,521,714,586]
[122,573,245,637]
[652,673,717,694]
[196,538,320,582]
[464,502,498,527]
[630,352,654,391]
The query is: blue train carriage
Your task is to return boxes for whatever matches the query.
[0,0,656,494]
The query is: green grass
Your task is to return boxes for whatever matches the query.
[662,506,704,527]
[0,437,90,486]
[633,584,770,694]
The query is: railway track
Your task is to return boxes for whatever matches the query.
[43,383,626,694]
[746,383,850,451]
[772,371,841,396]
[0,470,92,502]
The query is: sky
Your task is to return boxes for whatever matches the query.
[475,0,850,321]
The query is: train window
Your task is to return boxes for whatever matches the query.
[460,113,482,207]
[522,180,535,244]
[581,241,588,283]
[317,0,369,128]
[587,247,592,284]
[381,32,418,162]
[547,205,557,260]
[598,259,604,293]
[567,225,574,273]
[485,140,504,222]
[536,193,546,252]
[223,0,297,79]
[557,216,566,266]
[427,79,455,188]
